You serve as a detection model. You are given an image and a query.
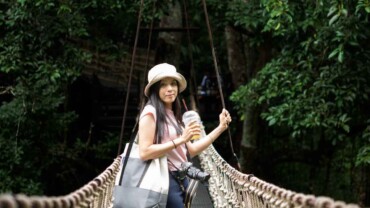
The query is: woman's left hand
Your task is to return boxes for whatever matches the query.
[219,108,232,130]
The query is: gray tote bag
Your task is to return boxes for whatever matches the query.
[112,136,169,208]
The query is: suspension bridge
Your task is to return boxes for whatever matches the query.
[0,142,360,208]
[0,0,365,207]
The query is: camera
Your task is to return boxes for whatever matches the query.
[179,162,210,182]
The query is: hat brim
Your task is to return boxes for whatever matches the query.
[144,72,187,97]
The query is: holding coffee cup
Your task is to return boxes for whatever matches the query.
[182,111,202,140]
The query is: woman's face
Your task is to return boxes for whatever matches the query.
[159,77,178,108]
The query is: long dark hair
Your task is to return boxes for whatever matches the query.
[146,81,183,144]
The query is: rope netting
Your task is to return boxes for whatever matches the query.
[0,156,121,208]
[198,145,360,208]
[0,146,362,208]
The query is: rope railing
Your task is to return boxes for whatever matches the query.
[0,147,362,208]
[0,156,121,208]
[198,145,360,208]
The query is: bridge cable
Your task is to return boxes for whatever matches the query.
[182,0,199,111]
[140,2,156,113]
[201,0,241,170]
[117,0,145,156]
[117,0,156,156]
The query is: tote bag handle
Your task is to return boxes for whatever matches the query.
[118,124,140,185]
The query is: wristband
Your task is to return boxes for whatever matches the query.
[171,140,177,149]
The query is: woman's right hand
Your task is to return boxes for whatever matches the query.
[181,120,202,142]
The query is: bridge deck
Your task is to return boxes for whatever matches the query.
[191,156,214,208]
[191,182,213,207]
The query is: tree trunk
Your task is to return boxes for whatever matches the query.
[224,25,251,171]
[224,24,272,172]
[224,25,248,87]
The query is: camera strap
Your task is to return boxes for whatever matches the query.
[168,159,186,192]
[167,146,202,207]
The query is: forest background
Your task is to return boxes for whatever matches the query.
[0,0,369,207]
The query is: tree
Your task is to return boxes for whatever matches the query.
[228,0,370,205]
[0,0,192,196]
[0,0,142,195]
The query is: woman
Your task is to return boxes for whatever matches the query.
[138,63,232,207]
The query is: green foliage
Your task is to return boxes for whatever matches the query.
[356,146,370,166]
[0,0,180,195]
[230,0,370,151]
[0,0,90,193]
[356,119,370,166]
[261,0,293,35]
[0,0,154,195]
[0,0,368,203]
[91,131,120,161]
[356,0,370,14]
[227,0,370,203]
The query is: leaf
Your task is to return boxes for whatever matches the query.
[348,41,359,46]
[17,0,26,6]
[340,114,348,122]
[328,49,339,59]
[58,5,72,14]
[338,51,344,63]
[268,117,277,126]
[327,6,338,17]
[275,22,281,30]
[329,14,339,25]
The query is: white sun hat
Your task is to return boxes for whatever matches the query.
[144,63,187,97]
